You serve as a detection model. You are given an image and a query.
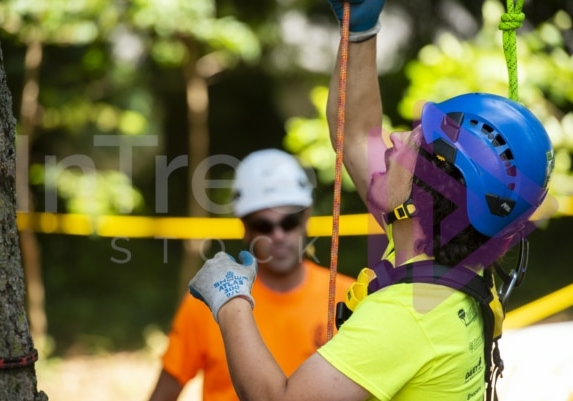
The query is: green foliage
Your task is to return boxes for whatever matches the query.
[129,0,261,66]
[286,0,573,206]
[399,0,573,200]
[30,163,144,215]
[401,1,573,112]
[41,101,149,136]
[284,86,354,190]
[1,0,263,218]
[284,87,402,191]
[40,234,182,354]
[0,0,119,43]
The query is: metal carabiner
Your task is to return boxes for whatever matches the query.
[496,237,529,304]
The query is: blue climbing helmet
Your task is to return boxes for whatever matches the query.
[420,93,554,237]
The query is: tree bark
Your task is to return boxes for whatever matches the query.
[0,39,48,401]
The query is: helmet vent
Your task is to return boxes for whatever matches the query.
[500,149,514,161]
[442,112,463,141]
[481,124,494,135]
[492,134,506,147]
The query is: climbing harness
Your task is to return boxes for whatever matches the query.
[368,261,505,401]
[336,259,507,401]
[327,0,350,341]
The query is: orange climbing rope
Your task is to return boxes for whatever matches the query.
[327,1,350,341]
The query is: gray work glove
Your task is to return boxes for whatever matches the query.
[188,251,257,322]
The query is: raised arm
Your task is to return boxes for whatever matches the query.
[188,252,370,401]
[327,38,384,205]
[326,0,388,207]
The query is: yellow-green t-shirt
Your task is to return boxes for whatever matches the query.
[318,282,485,401]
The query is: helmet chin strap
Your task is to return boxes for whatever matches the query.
[382,194,529,306]
[382,196,417,225]
[381,143,434,226]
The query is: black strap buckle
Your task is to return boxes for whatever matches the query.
[383,198,417,225]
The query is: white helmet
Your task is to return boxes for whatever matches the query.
[232,149,313,218]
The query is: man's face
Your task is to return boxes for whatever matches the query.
[242,206,309,274]
[367,126,422,216]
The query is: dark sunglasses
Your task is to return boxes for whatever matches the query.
[245,212,304,234]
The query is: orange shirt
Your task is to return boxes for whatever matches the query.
[161,260,355,401]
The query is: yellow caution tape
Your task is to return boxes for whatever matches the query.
[504,282,573,330]
[16,212,385,239]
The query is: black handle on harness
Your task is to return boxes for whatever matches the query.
[335,301,353,330]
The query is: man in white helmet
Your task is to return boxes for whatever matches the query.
[148,149,354,401]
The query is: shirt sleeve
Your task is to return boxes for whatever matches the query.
[318,288,435,401]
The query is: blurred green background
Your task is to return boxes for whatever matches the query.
[1,0,572,359]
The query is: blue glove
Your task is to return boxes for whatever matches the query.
[189,251,257,322]
[328,0,386,42]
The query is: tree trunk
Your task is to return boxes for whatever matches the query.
[0,40,48,401]
[178,38,211,296]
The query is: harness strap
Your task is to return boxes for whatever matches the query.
[368,260,489,299]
